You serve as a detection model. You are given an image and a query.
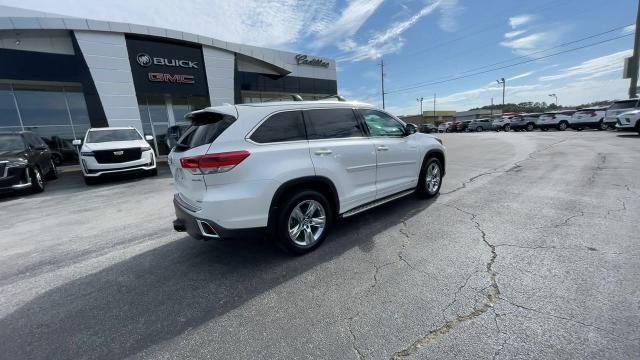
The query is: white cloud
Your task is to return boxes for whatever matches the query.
[310,0,385,48]
[623,24,636,34]
[0,0,338,49]
[509,14,534,29]
[338,0,442,62]
[438,0,463,32]
[504,30,526,39]
[538,49,632,82]
[501,33,547,51]
[507,71,534,81]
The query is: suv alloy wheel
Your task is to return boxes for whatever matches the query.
[557,121,568,131]
[275,190,333,255]
[30,167,44,193]
[417,157,442,198]
[526,123,534,131]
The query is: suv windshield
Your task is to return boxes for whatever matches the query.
[86,129,142,143]
[609,100,637,110]
[0,135,26,151]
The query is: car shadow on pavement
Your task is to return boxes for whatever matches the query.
[0,193,437,360]
[616,134,639,138]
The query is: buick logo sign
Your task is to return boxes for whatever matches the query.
[137,53,152,67]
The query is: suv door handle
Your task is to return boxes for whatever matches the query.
[314,149,333,155]
[376,145,389,151]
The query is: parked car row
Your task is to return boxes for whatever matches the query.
[432,99,640,134]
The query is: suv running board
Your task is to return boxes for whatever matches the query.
[342,189,415,218]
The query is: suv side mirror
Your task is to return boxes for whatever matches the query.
[405,123,418,135]
[145,135,154,141]
[72,139,82,146]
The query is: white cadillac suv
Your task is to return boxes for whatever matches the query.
[169,100,446,254]
[74,127,157,185]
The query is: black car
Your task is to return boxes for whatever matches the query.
[458,120,473,132]
[419,123,438,133]
[0,131,57,194]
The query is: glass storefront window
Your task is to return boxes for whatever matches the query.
[14,86,70,127]
[0,85,22,127]
[1,82,91,165]
[66,91,91,125]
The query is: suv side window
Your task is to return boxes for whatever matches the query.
[304,108,364,140]
[359,109,405,137]
[250,111,306,143]
[24,133,45,149]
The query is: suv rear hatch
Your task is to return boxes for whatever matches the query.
[168,105,238,205]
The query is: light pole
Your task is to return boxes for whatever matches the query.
[496,78,506,108]
[549,93,558,106]
[433,93,436,119]
[416,97,424,117]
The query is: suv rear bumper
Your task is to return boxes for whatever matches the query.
[173,196,265,240]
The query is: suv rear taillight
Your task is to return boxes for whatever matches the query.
[589,111,597,117]
[180,150,250,174]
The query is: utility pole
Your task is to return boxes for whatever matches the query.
[379,59,386,109]
[629,1,640,98]
[433,93,436,119]
[496,78,506,108]
[416,97,424,117]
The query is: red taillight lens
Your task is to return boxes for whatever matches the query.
[590,112,597,117]
[180,151,250,174]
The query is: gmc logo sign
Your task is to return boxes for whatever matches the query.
[148,73,195,84]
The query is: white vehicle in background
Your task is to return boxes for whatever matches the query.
[615,109,640,134]
[169,100,446,254]
[492,114,518,131]
[605,99,639,127]
[536,110,576,131]
[570,107,608,131]
[438,122,451,133]
[73,127,157,185]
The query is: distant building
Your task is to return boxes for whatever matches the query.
[455,109,503,121]
[399,111,455,125]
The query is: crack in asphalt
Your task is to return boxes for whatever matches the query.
[499,297,639,343]
[588,153,607,185]
[390,206,500,359]
[346,312,366,360]
[606,198,627,217]
[440,272,475,323]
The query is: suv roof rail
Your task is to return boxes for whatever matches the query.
[318,94,347,102]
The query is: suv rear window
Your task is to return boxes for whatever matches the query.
[250,111,306,143]
[175,116,235,151]
[609,100,638,110]
[304,108,363,140]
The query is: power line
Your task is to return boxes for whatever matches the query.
[386,33,633,95]
[396,23,633,80]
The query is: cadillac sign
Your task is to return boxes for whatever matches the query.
[295,54,330,68]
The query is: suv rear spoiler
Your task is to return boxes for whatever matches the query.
[185,105,238,124]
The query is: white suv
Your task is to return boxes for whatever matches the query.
[615,109,640,133]
[536,110,576,131]
[169,101,446,254]
[605,99,639,126]
[74,127,157,185]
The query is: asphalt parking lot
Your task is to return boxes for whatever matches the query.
[1,131,639,359]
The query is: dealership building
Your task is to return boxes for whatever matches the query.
[0,6,337,158]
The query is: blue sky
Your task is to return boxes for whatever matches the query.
[1,0,636,115]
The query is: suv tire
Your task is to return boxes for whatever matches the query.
[557,121,568,131]
[503,124,511,132]
[30,167,45,193]
[598,121,608,131]
[526,123,535,131]
[275,189,332,255]
[417,157,442,199]
[47,159,58,180]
